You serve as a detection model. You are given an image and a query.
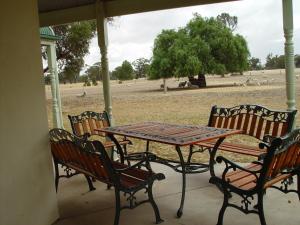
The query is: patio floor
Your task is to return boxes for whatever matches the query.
[53,163,300,225]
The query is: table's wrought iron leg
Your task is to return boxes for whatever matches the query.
[209,137,225,178]
[175,145,186,218]
[187,145,193,164]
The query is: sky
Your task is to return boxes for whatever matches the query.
[84,0,300,71]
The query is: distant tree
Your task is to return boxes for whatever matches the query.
[132,58,150,79]
[265,54,285,69]
[85,62,101,85]
[249,57,263,70]
[217,12,238,31]
[112,60,134,81]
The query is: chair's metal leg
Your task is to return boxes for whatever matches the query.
[175,145,186,218]
[54,160,59,192]
[84,175,96,191]
[114,189,121,225]
[147,183,164,224]
[257,193,267,225]
[217,189,229,225]
[209,137,225,178]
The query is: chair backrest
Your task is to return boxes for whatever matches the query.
[49,128,117,184]
[208,105,297,141]
[259,128,300,186]
[68,111,110,137]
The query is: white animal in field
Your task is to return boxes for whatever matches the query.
[77,91,87,97]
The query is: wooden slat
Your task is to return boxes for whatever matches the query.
[229,115,236,129]
[223,117,230,129]
[243,114,251,134]
[236,114,244,130]
[255,118,265,140]
[281,123,288,136]
[264,120,272,136]
[217,117,223,128]
[82,120,90,134]
[249,115,258,137]
[74,123,83,136]
[272,122,280,137]
[210,116,218,127]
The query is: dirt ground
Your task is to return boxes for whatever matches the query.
[45,69,300,162]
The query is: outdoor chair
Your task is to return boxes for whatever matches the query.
[210,128,300,225]
[49,128,165,225]
[68,111,132,161]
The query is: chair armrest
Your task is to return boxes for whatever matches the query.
[216,156,261,181]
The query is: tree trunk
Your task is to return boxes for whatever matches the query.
[163,78,167,94]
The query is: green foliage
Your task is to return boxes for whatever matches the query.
[150,13,249,80]
[51,21,96,83]
[265,54,285,69]
[248,57,263,70]
[112,60,134,81]
[132,58,150,79]
[217,13,238,31]
[85,62,101,85]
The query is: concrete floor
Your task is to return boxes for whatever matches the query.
[53,163,300,225]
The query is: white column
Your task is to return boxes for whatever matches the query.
[282,0,296,111]
[96,0,114,125]
[47,44,63,128]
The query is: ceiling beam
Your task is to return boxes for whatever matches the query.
[39,0,239,27]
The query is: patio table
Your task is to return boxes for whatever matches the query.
[96,122,241,218]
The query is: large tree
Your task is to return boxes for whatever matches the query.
[149,13,249,91]
[265,54,285,69]
[85,62,101,85]
[132,58,150,79]
[248,57,263,70]
[112,60,134,81]
[42,21,96,83]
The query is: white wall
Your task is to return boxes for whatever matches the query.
[0,1,59,225]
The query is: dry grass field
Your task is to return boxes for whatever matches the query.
[45,69,300,163]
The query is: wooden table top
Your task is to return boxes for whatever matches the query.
[96,122,242,146]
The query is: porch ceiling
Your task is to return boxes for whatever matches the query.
[39,0,239,26]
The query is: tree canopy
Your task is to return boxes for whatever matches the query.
[149,13,249,80]
[52,21,96,83]
[132,58,150,79]
[112,60,134,81]
[265,54,285,69]
[248,57,263,70]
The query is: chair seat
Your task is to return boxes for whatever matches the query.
[224,163,292,191]
[112,162,163,190]
[196,140,266,157]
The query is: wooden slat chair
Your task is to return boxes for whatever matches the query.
[194,105,297,176]
[49,128,165,225]
[209,128,300,225]
[68,111,132,160]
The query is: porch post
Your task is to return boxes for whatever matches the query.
[282,0,296,111]
[47,44,63,128]
[96,0,114,125]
